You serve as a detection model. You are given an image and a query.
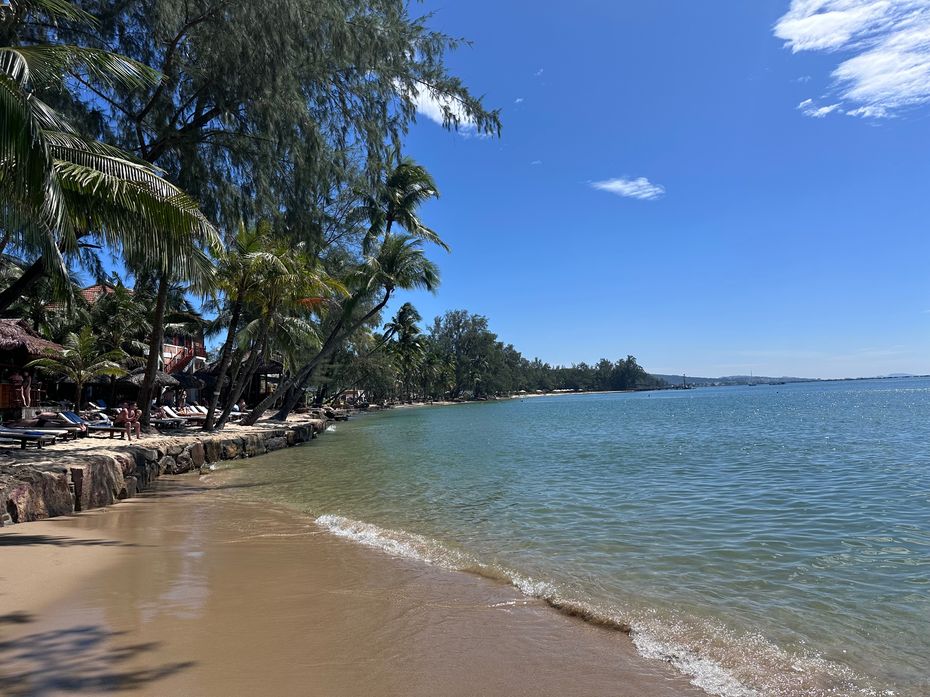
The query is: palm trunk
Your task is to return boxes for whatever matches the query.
[270,290,393,421]
[215,352,260,429]
[203,294,244,430]
[139,272,170,430]
[0,257,45,313]
[241,289,392,426]
[216,308,272,429]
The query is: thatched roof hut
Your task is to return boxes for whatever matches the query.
[0,319,64,358]
[173,371,205,389]
[119,368,180,388]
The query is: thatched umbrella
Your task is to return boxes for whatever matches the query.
[173,371,205,389]
[119,367,180,388]
[0,319,64,358]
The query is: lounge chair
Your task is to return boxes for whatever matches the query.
[2,422,77,441]
[164,405,205,424]
[0,428,58,449]
[150,410,186,429]
[60,412,129,440]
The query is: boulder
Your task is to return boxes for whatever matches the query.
[220,437,243,460]
[265,436,287,452]
[157,455,175,474]
[166,444,185,457]
[203,438,222,464]
[75,456,127,510]
[120,475,138,500]
[172,453,194,474]
[0,464,73,522]
[188,442,205,467]
[242,434,266,457]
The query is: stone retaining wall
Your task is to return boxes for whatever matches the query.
[0,420,324,525]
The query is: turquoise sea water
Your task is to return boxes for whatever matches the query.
[221,378,930,697]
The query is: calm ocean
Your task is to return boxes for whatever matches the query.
[220,378,930,697]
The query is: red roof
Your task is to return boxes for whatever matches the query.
[80,284,124,304]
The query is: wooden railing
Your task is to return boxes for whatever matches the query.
[164,346,194,374]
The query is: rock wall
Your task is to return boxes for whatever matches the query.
[0,420,324,525]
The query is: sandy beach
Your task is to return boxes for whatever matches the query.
[0,476,704,697]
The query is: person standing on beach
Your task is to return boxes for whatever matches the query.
[9,371,24,407]
[22,371,31,407]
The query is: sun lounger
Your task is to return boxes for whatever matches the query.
[3,425,77,441]
[0,428,57,449]
[152,416,186,429]
[60,412,129,439]
[164,406,205,423]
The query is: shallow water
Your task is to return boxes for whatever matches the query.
[223,378,930,697]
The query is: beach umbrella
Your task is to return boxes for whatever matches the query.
[173,372,205,389]
[119,368,180,388]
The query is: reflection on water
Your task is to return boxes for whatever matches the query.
[218,378,930,697]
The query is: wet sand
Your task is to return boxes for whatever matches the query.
[0,478,705,696]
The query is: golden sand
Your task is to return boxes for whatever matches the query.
[0,477,703,696]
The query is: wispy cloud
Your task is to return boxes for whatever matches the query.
[534,68,544,77]
[798,98,843,117]
[530,160,542,166]
[514,97,524,104]
[775,0,930,118]
[591,177,665,201]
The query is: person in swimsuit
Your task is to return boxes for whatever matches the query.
[112,404,133,440]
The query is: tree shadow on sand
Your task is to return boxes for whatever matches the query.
[0,535,133,548]
[0,620,195,695]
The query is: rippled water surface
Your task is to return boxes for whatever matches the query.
[222,379,930,696]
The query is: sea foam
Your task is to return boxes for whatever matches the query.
[312,513,785,697]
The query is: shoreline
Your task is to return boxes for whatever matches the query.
[0,476,706,697]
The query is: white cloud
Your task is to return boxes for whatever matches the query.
[534,68,544,76]
[775,1,930,118]
[798,98,843,116]
[515,97,524,104]
[530,160,542,165]
[591,177,665,201]
[846,104,891,117]
[407,83,476,131]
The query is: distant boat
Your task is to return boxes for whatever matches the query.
[748,371,756,386]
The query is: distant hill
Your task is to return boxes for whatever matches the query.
[652,374,812,387]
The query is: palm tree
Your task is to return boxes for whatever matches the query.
[26,325,128,406]
[202,222,279,429]
[0,0,218,311]
[211,242,326,430]
[385,303,424,401]
[202,223,333,429]
[243,235,440,424]
[362,153,447,253]
[89,283,151,403]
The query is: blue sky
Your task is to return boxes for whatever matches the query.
[386,0,930,379]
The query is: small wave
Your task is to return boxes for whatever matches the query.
[325,425,336,432]
[313,513,879,697]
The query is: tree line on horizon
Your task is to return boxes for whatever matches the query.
[310,306,665,404]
